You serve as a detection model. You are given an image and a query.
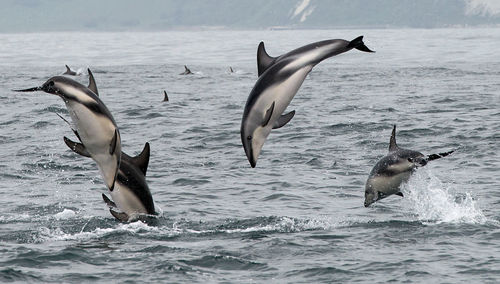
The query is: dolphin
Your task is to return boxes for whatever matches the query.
[241,36,374,167]
[163,90,169,102]
[64,136,156,222]
[63,65,77,76]
[364,125,454,207]
[14,69,121,190]
[180,65,192,75]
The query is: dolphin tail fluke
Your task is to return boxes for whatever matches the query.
[110,209,129,222]
[427,150,454,162]
[347,36,375,53]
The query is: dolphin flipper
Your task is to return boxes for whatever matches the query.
[273,110,295,129]
[110,209,129,222]
[63,136,91,157]
[102,193,117,208]
[87,69,99,96]
[262,102,275,127]
[347,36,375,53]
[257,41,277,76]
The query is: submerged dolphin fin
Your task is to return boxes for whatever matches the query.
[347,36,375,53]
[389,125,398,152]
[64,65,74,74]
[427,150,454,162]
[273,110,295,129]
[109,129,119,155]
[102,193,117,208]
[110,209,129,222]
[262,102,275,127]
[64,136,91,157]
[122,142,150,175]
[87,68,99,96]
[163,90,169,102]
[257,41,277,76]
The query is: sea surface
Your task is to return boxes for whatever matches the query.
[0,28,499,283]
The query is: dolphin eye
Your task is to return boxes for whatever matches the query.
[408,158,414,163]
[247,135,252,140]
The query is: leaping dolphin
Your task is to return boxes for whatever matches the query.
[63,65,77,76]
[241,36,374,167]
[64,136,156,222]
[14,69,121,190]
[364,125,454,207]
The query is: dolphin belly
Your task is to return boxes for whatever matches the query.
[110,183,149,219]
[65,100,120,189]
[367,171,412,196]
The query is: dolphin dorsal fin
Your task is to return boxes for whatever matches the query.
[65,65,71,72]
[63,136,91,157]
[130,142,150,175]
[257,42,277,76]
[163,90,169,102]
[273,110,295,129]
[389,125,398,152]
[184,65,191,73]
[262,102,275,127]
[87,68,99,96]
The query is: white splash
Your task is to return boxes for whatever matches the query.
[54,209,76,220]
[401,168,486,224]
[465,0,500,16]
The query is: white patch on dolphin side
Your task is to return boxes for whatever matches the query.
[59,84,97,104]
[386,159,415,174]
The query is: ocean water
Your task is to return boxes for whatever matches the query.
[0,28,499,283]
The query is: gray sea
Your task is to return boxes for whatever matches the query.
[0,28,499,283]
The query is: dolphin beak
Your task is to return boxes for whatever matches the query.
[12,86,43,92]
[249,157,256,168]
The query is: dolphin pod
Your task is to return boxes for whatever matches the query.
[364,125,454,207]
[241,36,374,168]
[13,35,459,221]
